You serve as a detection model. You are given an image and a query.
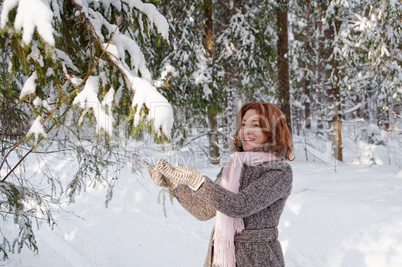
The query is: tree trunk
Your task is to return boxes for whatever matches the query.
[304,0,312,129]
[384,97,390,132]
[323,1,343,161]
[207,107,220,164]
[276,0,292,133]
[203,2,214,57]
[215,0,235,149]
[203,0,220,164]
[316,4,324,130]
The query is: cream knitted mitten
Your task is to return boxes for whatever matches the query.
[155,160,205,191]
[148,165,177,188]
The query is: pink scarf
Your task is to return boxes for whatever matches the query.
[213,151,278,267]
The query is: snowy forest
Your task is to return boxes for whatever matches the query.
[0,0,401,265]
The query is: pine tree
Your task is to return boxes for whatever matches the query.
[351,0,402,131]
[0,0,171,259]
[153,0,279,162]
[151,0,226,163]
[289,0,401,162]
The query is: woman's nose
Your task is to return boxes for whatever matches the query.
[244,125,253,134]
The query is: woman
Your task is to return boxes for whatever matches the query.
[148,102,293,267]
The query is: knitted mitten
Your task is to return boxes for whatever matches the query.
[148,165,177,188]
[155,160,205,191]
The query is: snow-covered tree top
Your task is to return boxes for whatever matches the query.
[1,0,173,139]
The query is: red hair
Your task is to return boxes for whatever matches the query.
[231,102,294,161]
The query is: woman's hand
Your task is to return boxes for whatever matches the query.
[155,160,205,191]
[148,165,168,187]
[148,165,178,188]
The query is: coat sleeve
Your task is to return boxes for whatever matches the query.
[193,162,292,218]
[173,173,222,221]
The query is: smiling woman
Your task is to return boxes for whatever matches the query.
[148,102,294,267]
[233,102,293,160]
[239,109,269,152]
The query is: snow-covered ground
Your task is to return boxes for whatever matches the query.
[4,141,402,267]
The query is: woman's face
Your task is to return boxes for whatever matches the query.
[239,109,268,151]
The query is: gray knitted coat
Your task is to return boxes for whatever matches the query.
[174,160,293,267]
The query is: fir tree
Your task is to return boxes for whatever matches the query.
[0,0,171,260]
[152,0,278,162]
[289,0,401,162]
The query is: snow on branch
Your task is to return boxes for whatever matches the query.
[26,116,48,142]
[342,103,363,115]
[130,77,173,138]
[126,0,169,40]
[73,76,114,136]
[73,0,173,137]
[19,71,37,100]
[97,18,152,82]
[2,0,173,139]
[0,0,55,46]
[102,43,173,137]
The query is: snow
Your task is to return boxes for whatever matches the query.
[111,32,153,82]
[4,142,402,267]
[102,43,119,60]
[33,97,52,111]
[101,87,115,114]
[128,0,169,40]
[73,76,114,136]
[55,49,80,73]
[350,141,384,166]
[27,42,44,67]
[26,116,47,142]
[19,71,37,100]
[1,0,401,265]
[1,0,173,138]
[131,77,174,137]
[3,0,55,46]
[0,0,19,29]
[154,63,178,88]
[343,103,363,114]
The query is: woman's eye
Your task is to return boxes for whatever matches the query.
[241,123,246,127]
[254,124,260,127]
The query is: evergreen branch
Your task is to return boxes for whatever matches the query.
[81,17,123,85]
[1,108,70,183]
[42,14,122,126]
[0,139,26,175]
[31,141,102,154]
[0,8,123,181]
[85,16,136,93]
[70,0,132,91]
